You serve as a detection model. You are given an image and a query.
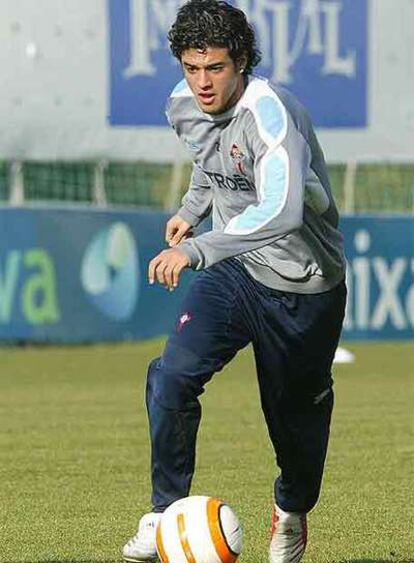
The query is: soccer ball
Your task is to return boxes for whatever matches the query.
[156,495,243,563]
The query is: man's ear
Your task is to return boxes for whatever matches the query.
[237,54,248,74]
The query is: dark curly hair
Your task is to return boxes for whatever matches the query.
[168,0,261,75]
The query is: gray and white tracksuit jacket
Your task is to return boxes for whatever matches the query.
[166,75,346,294]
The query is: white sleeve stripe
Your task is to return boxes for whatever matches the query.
[224,146,289,235]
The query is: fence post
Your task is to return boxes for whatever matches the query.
[166,158,186,210]
[9,160,25,205]
[93,159,108,206]
[343,160,357,213]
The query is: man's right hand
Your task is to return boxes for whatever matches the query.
[165,215,193,247]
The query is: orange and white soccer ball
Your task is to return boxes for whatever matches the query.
[156,495,243,563]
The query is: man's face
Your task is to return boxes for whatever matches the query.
[181,46,246,115]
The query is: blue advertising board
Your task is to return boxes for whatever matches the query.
[0,207,192,343]
[340,216,414,341]
[0,208,412,342]
[109,0,368,128]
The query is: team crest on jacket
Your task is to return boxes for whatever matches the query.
[230,144,246,175]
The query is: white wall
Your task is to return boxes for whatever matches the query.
[0,0,413,162]
[320,0,414,162]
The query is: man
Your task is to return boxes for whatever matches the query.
[123,1,346,562]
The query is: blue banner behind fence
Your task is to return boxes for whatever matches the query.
[0,207,191,343]
[340,215,414,341]
[0,208,412,342]
[109,0,368,128]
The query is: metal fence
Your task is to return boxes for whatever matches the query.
[1,160,413,213]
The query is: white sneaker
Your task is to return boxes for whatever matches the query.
[123,512,162,562]
[269,504,307,563]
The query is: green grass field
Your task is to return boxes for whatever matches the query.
[0,340,413,563]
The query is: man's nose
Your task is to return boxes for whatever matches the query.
[198,70,212,89]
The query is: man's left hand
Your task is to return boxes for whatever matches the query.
[148,248,191,290]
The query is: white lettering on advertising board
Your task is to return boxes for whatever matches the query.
[124,0,356,83]
[344,230,414,332]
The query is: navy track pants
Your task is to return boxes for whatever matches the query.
[146,258,346,513]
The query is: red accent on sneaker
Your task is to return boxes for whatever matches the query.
[270,505,278,538]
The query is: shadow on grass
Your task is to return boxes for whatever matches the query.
[31,560,414,563]
[20,560,414,563]
[17,560,118,563]
[344,560,414,563]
